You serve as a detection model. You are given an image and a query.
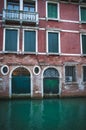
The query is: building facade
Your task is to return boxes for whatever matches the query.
[0,0,86,99]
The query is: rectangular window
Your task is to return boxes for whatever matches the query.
[5,29,18,51]
[7,2,19,20]
[7,2,19,11]
[48,32,59,54]
[65,66,76,82]
[24,30,36,53]
[23,2,35,21]
[83,66,86,82]
[24,2,35,12]
[80,6,86,22]
[81,34,86,54]
[47,2,58,20]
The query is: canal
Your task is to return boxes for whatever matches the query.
[0,98,86,130]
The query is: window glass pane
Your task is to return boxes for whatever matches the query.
[24,6,29,11]
[48,32,58,53]
[24,31,36,52]
[82,35,86,54]
[81,7,86,21]
[24,3,35,12]
[30,7,35,12]
[65,66,76,82]
[5,29,17,51]
[48,3,57,18]
[7,2,19,10]
[14,5,19,10]
[8,5,13,10]
[83,66,86,82]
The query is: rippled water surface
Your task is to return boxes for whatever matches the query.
[0,98,86,130]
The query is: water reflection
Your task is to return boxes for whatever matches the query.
[0,99,86,130]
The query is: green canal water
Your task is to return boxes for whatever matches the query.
[0,98,86,130]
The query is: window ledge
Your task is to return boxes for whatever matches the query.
[82,82,86,85]
[81,54,86,57]
[47,53,60,56]
[2,51,18,54]
[64,82,78,85]
[46,17,59,21]
[2,51,38,55]
[22,52,37,55]
[80,21,86,24]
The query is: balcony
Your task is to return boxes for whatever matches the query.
[3,9,39,25]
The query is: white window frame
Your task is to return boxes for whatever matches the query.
[46,30,60,55]
[1,65,9,75]
[33,65,41,75]
[23,29,38,54]
[79,5,86,23]
[4,0,6,9]
[4,0,38,11]
[64,64,77,83]
[80,33,86,56]
[23,0,37,12]
[46,1,59,21]
[3,28,19,53]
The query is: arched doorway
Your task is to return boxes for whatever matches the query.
[12,67,31,94]
[43,68,59,95]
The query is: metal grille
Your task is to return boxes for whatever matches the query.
[65,66,76,82]
[43,68,59,78]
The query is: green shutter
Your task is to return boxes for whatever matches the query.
[81,7,86,22]
[82,35,86,54]
[48,3,57,18]
[12,76,31,94]
[83,66,86,82]
[43,68,59,94]
[48,32,58,53]
[43,78,59,94]
[5,29,17,51]
[24,31,36,52]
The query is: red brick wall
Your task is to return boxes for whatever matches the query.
[0,1,86,98]
[60,3,79,21]
[38,30,46,52]
[61,32,80,54]
[19,28,23,51]
[0,0,4,13]
[38,0,46,18]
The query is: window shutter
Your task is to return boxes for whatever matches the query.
[5,29,17,51]
[24,31,36,52]
[83,66,86,82]
[48,32,58,53]
[82,35,86,54]
[81,7,86,21]
[48,3,57,18]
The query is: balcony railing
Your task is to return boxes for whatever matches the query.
[3,9,39,25]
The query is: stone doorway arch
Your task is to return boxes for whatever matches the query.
[12,67,31,95]
[43,67,59,95]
